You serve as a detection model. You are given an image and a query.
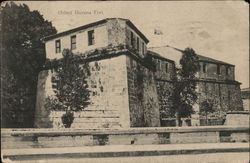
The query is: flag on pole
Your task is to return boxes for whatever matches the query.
[154,29,163,35]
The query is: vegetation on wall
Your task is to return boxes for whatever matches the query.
[136,65,144,101]
[172,48,200,126]
[1,2,57,127]
[45,49,91,128]
[158,84,175,119]
[200,99,216,125]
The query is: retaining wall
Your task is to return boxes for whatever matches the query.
[2,126,249,149]
[225,111,250,126]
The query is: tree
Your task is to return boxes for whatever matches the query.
[172,48,200,126]
[1,2,57,127]
[45,49,91,128]
[200,99,215,125]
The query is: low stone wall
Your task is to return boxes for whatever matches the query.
[225,111,250,126]
[2,126,249,149]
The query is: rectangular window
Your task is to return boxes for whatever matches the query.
[142,42,145,55]
[71,35,76,50]
[137,37,139,51]
[88,30,95,46]
[217,65,221,75]
[158,60,161,70]
[226,66,230,75]
[203,63,207,73]
[131,31,134,48]
[55,39,61,53]
[165,63,168,73]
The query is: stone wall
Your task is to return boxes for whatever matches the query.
[156,81,174,118]
[125,26,147,58]
[106,19,147,58]
[198,62,234,81]
[225,112,250,126]
[197,81,243,119]
[242,99,249,111]
[159,81,243,126]
[2,126,249,149]
[241,88,250,111]
[126,55,160,127]
[35,55,130,128]
[153,58,175,81]
[45,24,108,60]
[107,19,126,47]
[152,57,175,119]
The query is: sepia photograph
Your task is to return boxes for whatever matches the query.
[1,1,249,162]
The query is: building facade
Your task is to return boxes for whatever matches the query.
[241,88,250,111]
[149,46,243,125]
[35,18,160,128]
[35,18,243,128]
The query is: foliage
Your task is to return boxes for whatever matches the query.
[200,99,216,125]
[200,99,215,115]
[172,48,200,125]
[61,111,74,128]
[45,49,91,127]
[136,65,144,100]
[1,2,57,127]
[158,87,176,119]
[1,69,20,127]
[46,49,91,111]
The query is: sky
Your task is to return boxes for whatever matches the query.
[14,1,249,88]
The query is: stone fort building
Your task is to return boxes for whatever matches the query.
[35,18,243,128]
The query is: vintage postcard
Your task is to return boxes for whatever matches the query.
[1,1,249,162]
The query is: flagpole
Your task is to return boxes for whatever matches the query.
[154,28,164,45]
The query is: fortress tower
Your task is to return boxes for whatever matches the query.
[35,18,243,128]
[35,18,162,128]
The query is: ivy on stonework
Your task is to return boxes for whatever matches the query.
[45,49,91,128]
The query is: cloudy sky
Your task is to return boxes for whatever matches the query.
[17,1,249,88]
